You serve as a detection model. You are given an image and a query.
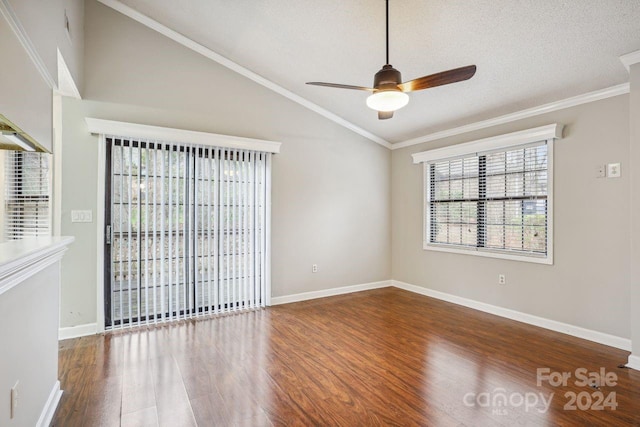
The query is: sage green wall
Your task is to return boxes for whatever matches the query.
[59,1,391,328]
[392,94,631,338]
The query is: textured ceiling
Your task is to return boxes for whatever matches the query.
[116,0,640,144]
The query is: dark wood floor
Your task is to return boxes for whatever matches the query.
[52,287,640,426]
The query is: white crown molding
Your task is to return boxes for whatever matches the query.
[620,49,640,72]
[36,381,62,427]
[270,280,392,305]
[0,0,56,90]
[392,280,632,351]
[56,49,81,99]
[411,123,562,163]
[96,0,391,150]
[86,118,283,153]
[393,83,629,150]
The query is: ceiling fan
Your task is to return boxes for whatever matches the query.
[306,0,477,120]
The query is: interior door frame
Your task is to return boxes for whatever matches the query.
[96,134,107,333]
[92,121,276,332]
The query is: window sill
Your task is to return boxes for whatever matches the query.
[423,243,553,265]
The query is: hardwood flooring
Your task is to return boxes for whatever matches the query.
[52,287,640,426]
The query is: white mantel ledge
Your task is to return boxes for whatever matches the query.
[0,237,74,296]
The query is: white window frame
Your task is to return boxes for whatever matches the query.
[412,124,563,265]
[2,150,52,241]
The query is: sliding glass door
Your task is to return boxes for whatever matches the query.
[104,137,270,329]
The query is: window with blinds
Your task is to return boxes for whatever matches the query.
[4,151,51,240]
[426,141,551,262]
[105,138,270,329]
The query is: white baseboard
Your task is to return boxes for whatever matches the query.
[392,280,632,351]
[271,280,392,305]
[59,322,98,340]
[627,354,640,371]
[36,380,62,427]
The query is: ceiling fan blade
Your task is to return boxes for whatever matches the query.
[378,111,394,120]
[306,82,375,91]
[398,65,477,92]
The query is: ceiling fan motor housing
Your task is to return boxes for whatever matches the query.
[374,65,402,91]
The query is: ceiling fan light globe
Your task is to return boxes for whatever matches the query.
[366,90,409,112]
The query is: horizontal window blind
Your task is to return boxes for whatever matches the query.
[428,142,548,256]
[4,151,51,240]
[106,138,270,329]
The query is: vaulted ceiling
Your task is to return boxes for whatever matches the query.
[115,0,640,144]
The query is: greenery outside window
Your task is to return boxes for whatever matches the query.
[412,124,562,264]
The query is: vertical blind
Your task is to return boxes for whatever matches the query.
[107,137,270,329]
[427,141,548,256]
[4,151,51,240]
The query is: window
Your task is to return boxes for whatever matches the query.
[412,124,562,264]
[3,151,51,240]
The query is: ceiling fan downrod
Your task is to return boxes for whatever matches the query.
[385,0,389,65]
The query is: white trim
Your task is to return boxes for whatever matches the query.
[392,280,632,351]
[627,354,640,371]
[270,280,392,305]
[56,49,81,99]
[620,50,640,72]
[412,124,562,163]
[419,137,555,265]
[422,245,553,265]
[36,381,62,427]
[265,155,272,306]
[53,95,63,237]
[547,139,555,264]
[59,323,98,340]
[394,84,628,150]
[95,0,391,150]
[96,135,106,333]
[0,0,56,90]
[86,118,283,154]
[0,237,74,296]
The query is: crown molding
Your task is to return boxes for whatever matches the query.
[97,0,391,150]
[620,49,640,72]
[392,83,629,150]
[0,0,56,90]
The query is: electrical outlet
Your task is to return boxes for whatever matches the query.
[498,274,506,285]
[596,164,606,178]
[607,163,621,178]
[11,381,18,419]
[312,264,318,273]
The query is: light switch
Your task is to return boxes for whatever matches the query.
[71,210,93,223]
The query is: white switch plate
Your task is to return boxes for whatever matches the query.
[607,163,621,178]
[71,210,93,223]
